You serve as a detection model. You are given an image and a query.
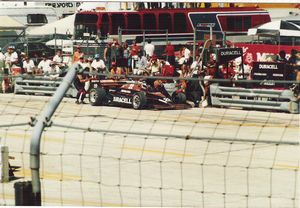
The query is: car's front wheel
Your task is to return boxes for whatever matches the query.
[89,88,107,106]
[132,92,147,109]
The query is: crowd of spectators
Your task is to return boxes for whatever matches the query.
[1,39,299,107]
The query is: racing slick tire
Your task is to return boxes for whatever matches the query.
[89,87,107,106]
[172,92,186,104]
[132,92,147,110]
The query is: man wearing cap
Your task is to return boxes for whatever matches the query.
[91,54,106,73]
[4,45,18,73]
[37,54,51,75]
[23,56,36,75]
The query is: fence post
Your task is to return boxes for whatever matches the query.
[1,146,9,183]
[28,64,79,205]
[142,30,145,48]
[193,28,196,61]
[118,27,122,44]
[166,29,168,46]
[54,27,57,53]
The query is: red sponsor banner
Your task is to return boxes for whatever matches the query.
[234,43,300,64]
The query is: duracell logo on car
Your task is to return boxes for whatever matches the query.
[258,64,278,70]
[113,96,132,104]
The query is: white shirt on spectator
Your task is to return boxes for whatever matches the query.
[53,55,63,63]
[0,52,5,62]
[91,59,105,70]
[184,48,191,60]
[78,61,88,70]
[4,52,18,63]
[38,59,51,73]
[144,43,155,57]
[23,60,35,73]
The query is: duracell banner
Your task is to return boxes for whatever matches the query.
[217,48,243,64]
[252,62,287,87]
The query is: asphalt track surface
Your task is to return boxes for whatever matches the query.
[0,94,299,207]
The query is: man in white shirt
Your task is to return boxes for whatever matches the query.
[23,56,36,74]
[91,54,106,72]
[4,46,18,72]
[53,49,65,69]
[183,46,191,62]
[0,48,5,70]
[37,55,51,75]
[78,56,88,69]
[144,39,155,59]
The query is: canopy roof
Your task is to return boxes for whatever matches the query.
[27,14,75,36]
[248,20,300,37]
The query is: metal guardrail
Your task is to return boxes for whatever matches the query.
[14,76,77,98]
[210,84,299,114]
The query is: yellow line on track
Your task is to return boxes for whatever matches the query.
[14,169,81,181]
[157,114,299,129]
[274,164,299,170]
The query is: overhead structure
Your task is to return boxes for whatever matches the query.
[248,19,300,37]
[26,14,75,36]
[0,16,25,31]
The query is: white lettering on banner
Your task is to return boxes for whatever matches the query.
[254,73,267,76]
[273,74,284,77]
[259,64,278,70]
[113,97,132,104]
[220,50,241,56]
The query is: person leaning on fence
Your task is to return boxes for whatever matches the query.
[74,67,90,104]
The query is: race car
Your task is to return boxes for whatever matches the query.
[88,78,188,110]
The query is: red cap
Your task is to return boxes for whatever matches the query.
[152,54,157,60]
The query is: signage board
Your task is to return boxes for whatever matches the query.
[217,48,243,64]
[252,62,289,87]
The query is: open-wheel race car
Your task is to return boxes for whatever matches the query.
[88,78,189,110]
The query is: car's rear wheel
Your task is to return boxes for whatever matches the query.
[89,88,107,106]
[132,92,147,109]
[173,92,186,104]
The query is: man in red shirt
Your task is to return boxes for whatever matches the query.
[130,40,140,70]
[165,42,175,66]
[130,40,140,57]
